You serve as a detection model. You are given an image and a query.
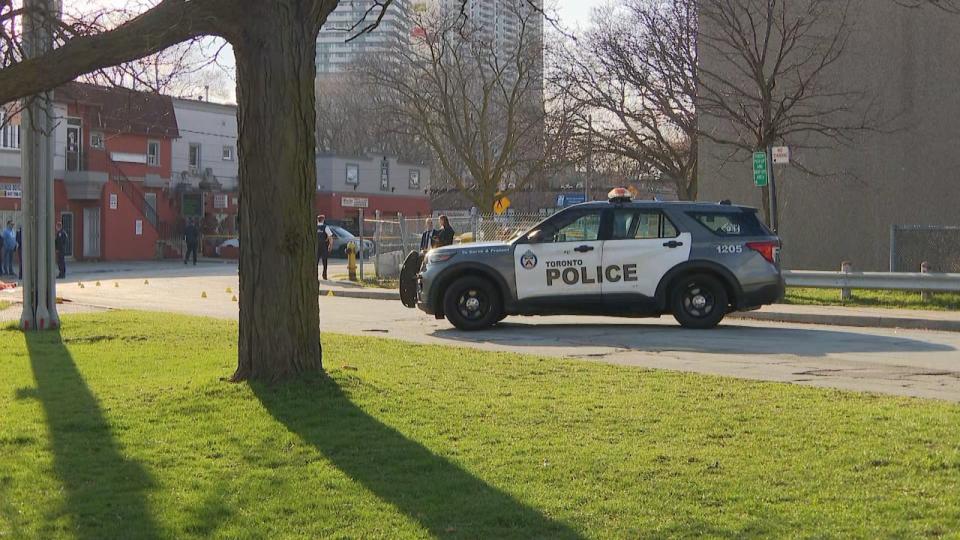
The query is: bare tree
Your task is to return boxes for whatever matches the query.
[697,0,875,230]
[359,4,577,211]
[563,0,699,200]
[0,0,550,382]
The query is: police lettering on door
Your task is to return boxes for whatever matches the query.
[544,259,638,286]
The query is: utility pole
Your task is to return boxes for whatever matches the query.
[766,145,779,233]
[585,115,593,202]
[20,0,60,331]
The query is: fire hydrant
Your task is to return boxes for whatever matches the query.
[346,242,358,282]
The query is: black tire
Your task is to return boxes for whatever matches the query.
[399,251,421,308]
[670,273,728,329]
[442,275,502,331]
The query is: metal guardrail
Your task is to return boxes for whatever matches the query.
[784,271,960,292]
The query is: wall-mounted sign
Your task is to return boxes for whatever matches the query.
[341,197,369,208]
[135,219,143,236]
[109,193,118,209]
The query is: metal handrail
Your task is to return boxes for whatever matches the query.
[784,270,960,292]
[107,155,161,228]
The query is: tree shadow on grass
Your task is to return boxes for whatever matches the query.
[22,331,161,540]
[252,375,584,539]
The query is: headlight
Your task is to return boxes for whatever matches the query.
[428,251,456,264]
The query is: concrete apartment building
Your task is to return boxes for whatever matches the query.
[697,2,960,271]
[316,0,413,76]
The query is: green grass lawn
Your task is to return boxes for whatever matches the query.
[2,312,959,539]
[785,287,960,311]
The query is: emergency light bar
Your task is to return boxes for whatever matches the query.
[608,187,632,203]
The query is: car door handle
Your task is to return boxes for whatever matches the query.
[663,241,684,248]
[574,245,595,253]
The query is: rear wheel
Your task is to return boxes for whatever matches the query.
[670,274,728,329]
[443,276,502,330]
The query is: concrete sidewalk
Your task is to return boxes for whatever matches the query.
[316,282,960,332]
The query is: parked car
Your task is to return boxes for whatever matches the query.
[328,226,374,257]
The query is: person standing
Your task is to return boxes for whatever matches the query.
[316,214,334,280]
[54,220,68,279]
[437,214,456,247]
[16,223,22,280]
[184,218,200,266]
[419,217,439,253]
[1,221,15,276]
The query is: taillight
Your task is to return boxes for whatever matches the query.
[746,241,780,264]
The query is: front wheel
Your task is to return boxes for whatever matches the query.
[442,276,502,331]
[670,274,728,329]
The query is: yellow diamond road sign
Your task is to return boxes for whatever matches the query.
[494,196,511,215]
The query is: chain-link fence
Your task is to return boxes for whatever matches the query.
[362,212,545,279]
[890,225,960,272]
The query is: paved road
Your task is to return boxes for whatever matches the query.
[4,262,960,402]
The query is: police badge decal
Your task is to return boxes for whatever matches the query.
[520,250,538,270]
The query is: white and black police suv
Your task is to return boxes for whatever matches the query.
[399,188,784,331]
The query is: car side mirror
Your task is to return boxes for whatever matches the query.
[526,230,544,244]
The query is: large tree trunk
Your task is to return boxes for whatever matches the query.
[230,2,322,382]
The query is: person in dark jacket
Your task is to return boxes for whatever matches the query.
[16,224,22,280]
[419,217,439,253]
[184,219,200,266]
[54,221,68,279]
[437,215,455,247]
[316,214,334,280]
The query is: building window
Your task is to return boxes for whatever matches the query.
[409,169,420,189]
[222,145,234,161]
[91,132,104,149]
[0,111,20,151]
[189,143,201,171]
[147,140,160,166]
[380,159,390,191]
[345,163,359,185]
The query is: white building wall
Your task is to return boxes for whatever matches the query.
[0,103,68,176]
[171,99,239,190]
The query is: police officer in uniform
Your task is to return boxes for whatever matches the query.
[316,214,334,280]
[183,218,199,266]
[54,221,69,278]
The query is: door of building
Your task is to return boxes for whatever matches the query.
[66,118,82,172]
[144,192,158,226]
[60,212,74,258]
[82,207,100,258]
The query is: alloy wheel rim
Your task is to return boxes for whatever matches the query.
[682,284,715,318]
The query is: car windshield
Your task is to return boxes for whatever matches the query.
[331,226,355,239]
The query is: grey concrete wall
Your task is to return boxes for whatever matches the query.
[318,153,429,197]
[698,2,960,271]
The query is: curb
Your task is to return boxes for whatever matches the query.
[317,288,960,332]
[320,288,399,301]
[730,310,960,332]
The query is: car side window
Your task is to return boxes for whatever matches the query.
[611,209,679,240]
[536,210,602,243]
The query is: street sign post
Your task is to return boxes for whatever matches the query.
[752,151,768,187]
